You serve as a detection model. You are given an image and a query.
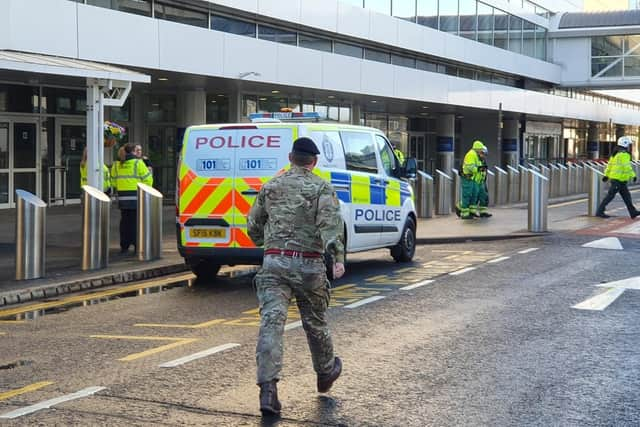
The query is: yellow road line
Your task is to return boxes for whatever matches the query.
[0,320,26,324]
[90,335,198,362]
[134,319,226,329]
[365,275,388,281]
[0,381,53,401]
[395,268,415,273]
[331,284,356,291]
[0,273,194,319]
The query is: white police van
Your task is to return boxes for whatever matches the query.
[176,112,418,279]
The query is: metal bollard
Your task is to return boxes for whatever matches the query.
[518,165,529,202]
[494,166,508,205]
[567,164,577,195]
[586,165,604,216]
[486,170,496,207]
[549,164,559,197]
[82,185,111,271]
[415,170,434,218]
[15,190,47,280]
[558,164,569,196]
[435,169,453,215]
[633,161,640,187]
[137,183,163,261]
[506,165,520,203]
[528,169,549,233]
[539,164,551,193]
[451,168,461,212]
[575,163,585,194]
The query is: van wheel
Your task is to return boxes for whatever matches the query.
[391,218,416,262]
[189,261,221,280]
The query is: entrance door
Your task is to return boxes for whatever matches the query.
[55,119,86,202]
[0,118,40,208]
[409,133,427,172]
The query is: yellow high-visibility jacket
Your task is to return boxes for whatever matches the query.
[604,151,635,182]
[462,149,482,179]
[80,163,112,192]
[111,156,153,209]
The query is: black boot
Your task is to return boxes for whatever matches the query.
[317,357,342,393]
[259,380,281,416]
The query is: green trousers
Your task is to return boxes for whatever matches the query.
[476,181,489,213]
[457,177,478,218]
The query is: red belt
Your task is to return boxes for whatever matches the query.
[264,249,322,258]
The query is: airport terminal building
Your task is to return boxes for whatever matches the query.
[1,0,640,208]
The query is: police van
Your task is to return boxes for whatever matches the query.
[176,112,418,279]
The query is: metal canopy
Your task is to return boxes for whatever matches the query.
[0,50,150,83]
[559,10,640,29]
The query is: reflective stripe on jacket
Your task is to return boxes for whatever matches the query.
[604,151,635,182]
[80,163,112,192]
[462,149,481,178]
[111,158,153,209]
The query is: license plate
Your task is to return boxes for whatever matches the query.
[189,228,226,238]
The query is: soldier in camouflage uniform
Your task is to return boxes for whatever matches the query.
[247,137,345,416]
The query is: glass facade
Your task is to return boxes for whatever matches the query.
[70,0,549,61]
[592,35,640,78]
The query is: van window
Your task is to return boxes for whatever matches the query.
[341,131,378,174]
[376,134,396,176]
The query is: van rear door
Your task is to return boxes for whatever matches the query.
[232,125,293,247]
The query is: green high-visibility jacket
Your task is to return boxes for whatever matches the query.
[462,149,482,179]
[80,163,112,192]
[604,151,636,182]
[394,149,405,165]
[111,157,153,209]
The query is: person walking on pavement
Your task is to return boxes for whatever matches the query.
[595,136,640,219]
[475,146,492,218]
[456,140,485,219]
[111,143,153,253]
[247,137,345,417]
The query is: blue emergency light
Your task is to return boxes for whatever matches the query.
[248,111,321,122]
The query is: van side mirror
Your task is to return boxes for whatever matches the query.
[404,158,417,179]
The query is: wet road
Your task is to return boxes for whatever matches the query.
[1,231,640,425]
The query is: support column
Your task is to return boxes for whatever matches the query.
[436,114,455,174]
[177,90,206,127]
[228,90,243,123]
[86,81,104,190]
[587,122,599,160]
[502,119,518,168]
[351,103,361,126]
[616,125,626,141]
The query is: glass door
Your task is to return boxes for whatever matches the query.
[55,119,86,202]
[0,118,40,208]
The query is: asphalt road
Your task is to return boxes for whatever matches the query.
[1,225,640,425]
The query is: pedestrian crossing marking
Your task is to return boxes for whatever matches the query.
[90,335,198,362]
[0,381,53,402]
[582,237,624,250]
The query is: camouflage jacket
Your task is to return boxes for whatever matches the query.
[247,166,345,263]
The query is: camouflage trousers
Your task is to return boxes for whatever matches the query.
[254,254,334,384]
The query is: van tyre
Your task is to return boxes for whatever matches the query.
[391,217,416,262]
[189,261,221,280]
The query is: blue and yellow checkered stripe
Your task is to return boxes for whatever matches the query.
[320,170,411,207]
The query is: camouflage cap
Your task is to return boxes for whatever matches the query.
[292,137,320,155]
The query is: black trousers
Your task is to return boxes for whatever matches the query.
[597,180,638,216]
[120,208,137,251]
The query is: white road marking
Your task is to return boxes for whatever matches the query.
[518,247,540,254]
[487,256,510,264]
[449,267,476,276]
[582,237,624,251]
[159,343,241,368]
[284,321,302,331]
[572,276,640,311]
[344,296,385,309]
[400,280,434,291]
[615,221,640,235]
[572,288,627,311]
[0,386,106,419]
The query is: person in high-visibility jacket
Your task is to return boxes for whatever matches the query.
[595,136,640,219]
[111,143,154,253]
[475,146,492,218]
[456,140,485,219]
[79,147,112,195]
[392,144,405,166]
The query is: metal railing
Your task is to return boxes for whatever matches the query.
[15,190,47,280]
